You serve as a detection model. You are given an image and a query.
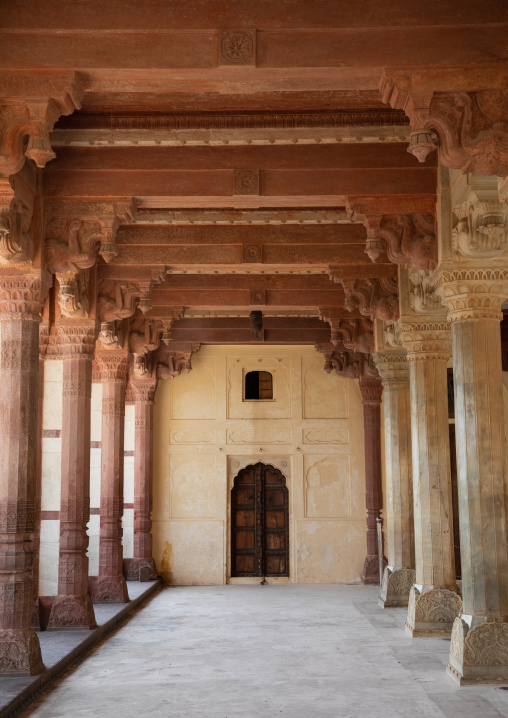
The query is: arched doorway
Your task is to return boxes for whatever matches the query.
[231,463,289,578]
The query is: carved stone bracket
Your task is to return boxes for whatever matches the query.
[381,74,508,176]
[56,269,90,318]
[0,178,33,268]
[0,71,84,176]
[157,342,200,379]
[330,274,399,321]
[347,203,437,270]
[314,343,361,378]
[97,274,166,323]
[319,309,374,353]
[46,219,104,275]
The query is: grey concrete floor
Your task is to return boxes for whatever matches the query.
[20,585,508,718]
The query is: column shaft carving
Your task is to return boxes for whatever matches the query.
[126,381,157,580]
[401,317,461,636]
[90,351,129,603]
[47,322,97,629]
[374,349,415,608]
[0,274,44,674]
[359,375,384,584]
[435,262,508,683]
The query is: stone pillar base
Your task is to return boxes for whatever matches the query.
[90,575,129,603]
[0,628,45,676]
[126,558,157,581]
[405,586,462,637]
[47,595,97,630]
[378,567,416,608]
[447,617,508,685]
[361,555,387,585]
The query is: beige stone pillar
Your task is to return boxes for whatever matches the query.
[374,347,415,608]
[91,351,129,603]
[0,274,44,675]
[47,322,97,629]
[126,380,157,580]
[436,269,508,684]
[399,269,461,637]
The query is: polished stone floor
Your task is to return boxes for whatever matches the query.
[20,585,508,718]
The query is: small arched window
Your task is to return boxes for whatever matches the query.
[244,370,273,400]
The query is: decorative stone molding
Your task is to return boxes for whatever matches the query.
[399,320,451,361]
[331,276,399,322]
[405,586,462,637]
[379,567,416,608]
[54,322,96,358]
[0,71,84,176]
[433,267,508,322]
[381,74,508,176]
[448,617,508,685]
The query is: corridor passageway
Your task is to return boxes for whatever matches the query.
[21,586,508,718]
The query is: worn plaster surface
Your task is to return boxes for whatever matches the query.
[19,585,508,718]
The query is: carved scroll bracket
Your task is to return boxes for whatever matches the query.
[0,72,84,176]
[319,308,374,353]
[97,272,167,324]
[0,178,33,268]
[157,342,200,379]
[329,274,399,322]
[315,343,361,378]
[381,73,508,176]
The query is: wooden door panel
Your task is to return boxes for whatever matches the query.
[231,463,289,578]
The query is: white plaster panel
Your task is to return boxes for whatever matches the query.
[124,404,135,451]
[226,420,292,445]
[302,357,348,419]
[41,449,62,511]
[122,508,134,558]
[153,520,224,585]
[169,455,216,519]
[304,454,351,518]
[89,455,101,509]
[302,424,349,444]
[171,356,216,420]
[87,515,100,576]
[170,425,216,444]
[39,520,60,596]
[227,356,290,419]
[296,520,364,583]
[124,455,134,504]
[42,359,63,430]
[90,382,102,441]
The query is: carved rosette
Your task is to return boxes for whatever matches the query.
[433,267,508,323]
[405,586,462,637]
[448,617,508,684]
[379,567,416,608]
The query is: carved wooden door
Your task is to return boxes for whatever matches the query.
[231,463,289,577]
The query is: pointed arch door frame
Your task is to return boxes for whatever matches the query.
[228,458,292,582]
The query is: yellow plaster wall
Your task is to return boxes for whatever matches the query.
[152,345,368,585]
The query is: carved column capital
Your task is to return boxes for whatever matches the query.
[433,267,508,322]
[373,351,410,388]
[129,380,157,405]
[55,321,96,358]
[399,319,451,361]
[359,375,383,405]
[95,351,128,382]
[0,273,44,320]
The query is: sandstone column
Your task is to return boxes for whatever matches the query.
[91,351,129,602]
[359,373,384,584]
[126,380,157,580]
[400,270,461,636]
[374,344,415,608]
[47,322,97,629]
[0,275,44,675]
